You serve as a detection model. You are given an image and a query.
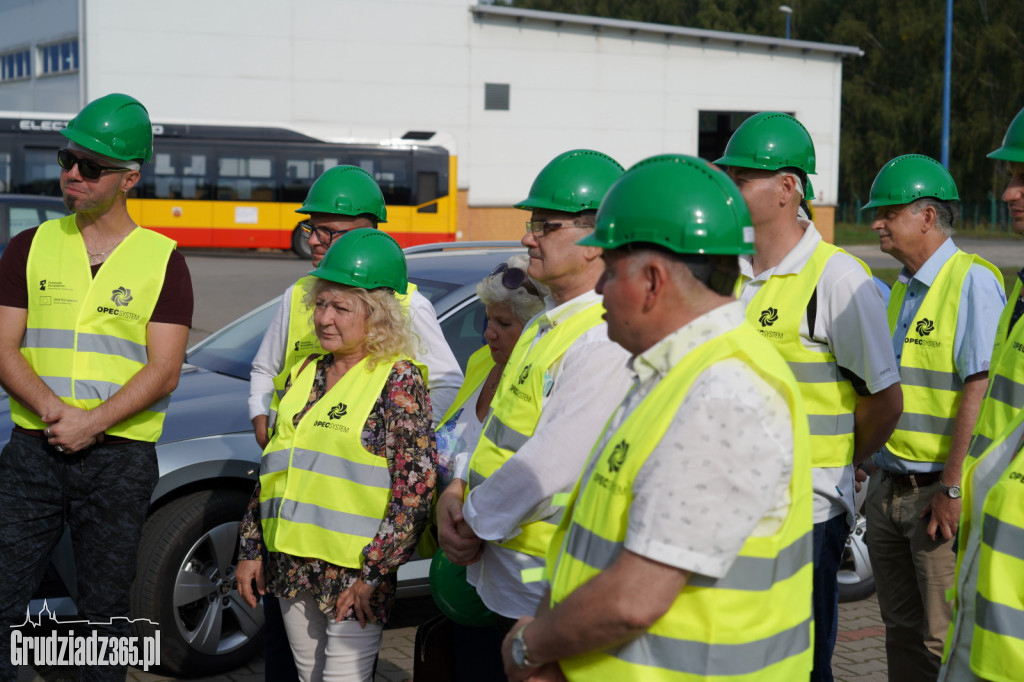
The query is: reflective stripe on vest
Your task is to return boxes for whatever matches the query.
[885,252,1000,462]
[547,322,814,681]
[259,355,400,568]
[967,431,1024,677]
[467,299,606,557]
[268,280,425,431]
[436,345,495,429]
[969,276,1024,459]
[10,216,175,442]
[743,241,865,467]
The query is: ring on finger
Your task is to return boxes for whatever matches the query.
[55,445,64,453]
[45,428,51,437]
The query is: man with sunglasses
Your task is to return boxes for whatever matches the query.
[0,94,193,681]
[716,112,902,682]
[247,164,461,681]
[437,149,634,674]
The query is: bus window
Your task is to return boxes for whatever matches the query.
[281,155,339,202]
[144,150,210,200]
[349,150,412,206]
[0,151,10,193]
[218,155,275,201]
[19,148,61,195]
[416,171,439,213]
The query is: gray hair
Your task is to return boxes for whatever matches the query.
[476,254,549,325]
[909,197,958,236]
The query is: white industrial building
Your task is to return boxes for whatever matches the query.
[0,0,862,240]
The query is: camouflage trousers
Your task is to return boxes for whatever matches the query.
[0,431,158,682]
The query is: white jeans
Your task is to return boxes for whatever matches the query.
[279,590,383,682]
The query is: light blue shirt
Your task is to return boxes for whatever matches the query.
[874,238,1006,473]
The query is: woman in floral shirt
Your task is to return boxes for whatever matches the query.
[236,230,437,681]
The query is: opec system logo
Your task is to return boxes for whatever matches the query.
[328,402,348,420]
[916,318,935,336]
[906,317,941,348]
[607,439,629,473]
[111,287,133,307]
[759,307,779,327]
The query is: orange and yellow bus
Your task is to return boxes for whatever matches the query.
[0,115,457,255]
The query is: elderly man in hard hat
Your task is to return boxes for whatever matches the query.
[437,150,633,674]
[861,155,1004,682]
[500,154,814,681]
[940,106,1024,682]
[0,94,194,681]
[715,112,902,682]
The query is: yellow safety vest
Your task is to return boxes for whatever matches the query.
[260,355,405,568]
[742,241,867,467]
[969,275,1024,458]
[885,251,1002,463]
[436,345,496,429]
[945,410,1024,680]
[467,299,606,557]
[547,322,813,681]
[11,215,175,442]
[268,279,424,430]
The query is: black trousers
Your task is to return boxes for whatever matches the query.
[0,432,158,682]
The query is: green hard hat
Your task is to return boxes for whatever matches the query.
[298,165,388,223]
[514,149,624,213]
[579,154,755,255]
[60,93,153,163]
[715,112,816,174]
[428,550,495,627]
[861,154,959,210]
[308,228,407,294]
[988,107,1024,163]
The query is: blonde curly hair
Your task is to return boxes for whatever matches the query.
[304,278,416,370]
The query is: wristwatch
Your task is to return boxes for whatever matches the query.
[511,624,537,669]
[938,481,961,499]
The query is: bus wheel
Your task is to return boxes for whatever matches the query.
[291,225,312,260]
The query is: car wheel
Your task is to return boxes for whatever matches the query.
[837,509,875,602]
[130,489,263,675]
[291,225,311,260]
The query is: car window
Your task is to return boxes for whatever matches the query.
[410,278,461,305]
[438,298,486,373]
[186,302,277,379]
[42,208,66,222]
[9,207,43,237]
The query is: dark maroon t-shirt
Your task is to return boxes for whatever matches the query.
[0,227,194,327]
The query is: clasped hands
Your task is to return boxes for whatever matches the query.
[437,479,484,565]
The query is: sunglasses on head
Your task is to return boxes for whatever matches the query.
[57,148,132,181]
[490,263,543,299]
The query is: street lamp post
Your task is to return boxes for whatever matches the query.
[779,5,793,40]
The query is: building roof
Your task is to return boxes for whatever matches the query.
[469,4,864,59]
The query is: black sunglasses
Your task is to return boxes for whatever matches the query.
[490,263,543,299]
[57,148,131,181]
[299,220,352,245]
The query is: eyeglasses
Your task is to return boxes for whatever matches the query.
[490,262,543,299]
[524,219,589,237]
[57,149,131,181]
[300,221,351,245]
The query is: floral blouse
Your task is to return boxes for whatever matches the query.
[239,353,437,624]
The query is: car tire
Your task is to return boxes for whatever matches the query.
[837,509,875,603]
[291,225,311,260]
[130,489,264,675]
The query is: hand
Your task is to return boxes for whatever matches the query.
[236,559,266,609]
[502,616,540,681]
[334,579,376,626]
[43,404,102,454]
[923,488,961,541]
[854,466,868,494]
[437,480,483,565]
[251,414,270,449]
